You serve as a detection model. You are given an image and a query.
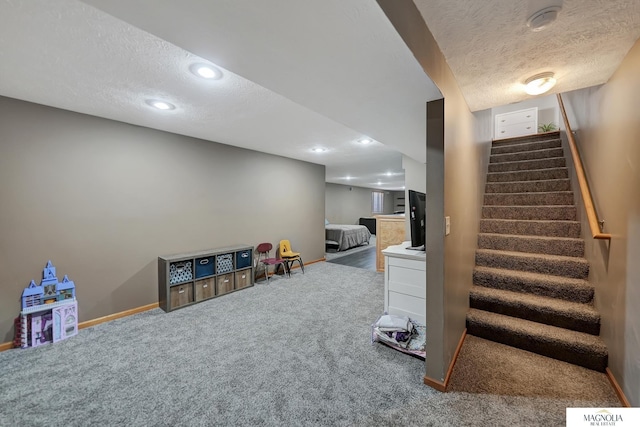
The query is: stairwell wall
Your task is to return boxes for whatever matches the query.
[561,39,640,406]
[377,0,493,383]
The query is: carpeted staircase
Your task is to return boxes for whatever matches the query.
[466,131,608,372]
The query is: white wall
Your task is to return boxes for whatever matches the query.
[402,155,427,237]
[491,94,560,139]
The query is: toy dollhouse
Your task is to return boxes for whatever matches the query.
[21,261,76,309]
[17,261,78,348]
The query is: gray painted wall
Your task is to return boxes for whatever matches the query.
[0,96,326,342]
[378,0,492,383]
[562,39,640,406]
[325,183,397,225]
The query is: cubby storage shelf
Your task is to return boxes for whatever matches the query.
[158,244,254,312]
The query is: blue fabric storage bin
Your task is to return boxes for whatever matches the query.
[235,249,252,269]
[195,256,215,278]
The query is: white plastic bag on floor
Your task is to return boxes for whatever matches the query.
[375,314,414,333]
[371,314,415,349]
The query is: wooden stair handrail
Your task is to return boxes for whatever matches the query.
[557,94,612,240]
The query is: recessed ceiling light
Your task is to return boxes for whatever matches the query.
[524,72,556,95]
[527,6,561,32]
[345,176,352,180]
[311,147,327,153]
[386,172,392,177]
[358,138,373,145]
[145,99,176,110]
[189,63,223,80]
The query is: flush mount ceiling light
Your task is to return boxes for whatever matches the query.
[358,138,373,145]
[311,147,327,153]
[527,6,561,31]
[524,72,557,95]
[189,63,223,80]
[145,99,176,110]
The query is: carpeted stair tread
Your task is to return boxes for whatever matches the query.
[473,265,594,303]
[491,138,561,155]
[470,131,608,372]
[492,131,560,146]
[482,205,576,220]
[469,286,600,335]
[466,309,608,371]
[488,157,566,173]
[484,191,574,206]
[479,218,581,238]
[475,249,589,279]
[487,167,569,182]
[485,178,571,194]
[490,147,564,163]
[478,233,584,257]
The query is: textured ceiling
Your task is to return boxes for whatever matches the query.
[1,0,638,192]
[0,0,443,191]
[414,0,640,111]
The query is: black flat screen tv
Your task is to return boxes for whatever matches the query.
[408,189,426,251]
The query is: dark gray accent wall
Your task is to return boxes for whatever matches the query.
[0,96,325,342]
[425,98,446,380]
[562,39,640,406]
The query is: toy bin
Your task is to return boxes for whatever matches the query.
[235,269,252,290]
[195,256,215,278]
[169,260,193,285]
[170,283,193,308]
[235,249,252,269]
[195,278,215,302]
[216,253,234,274]
[216,273,235,296]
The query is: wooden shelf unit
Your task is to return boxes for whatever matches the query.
[158,244,254,312]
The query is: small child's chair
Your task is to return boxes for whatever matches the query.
[255,243,288,284]
[278,239,304,275]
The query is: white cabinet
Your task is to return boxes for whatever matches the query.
[495,107,538,139]
[382,242,426,324]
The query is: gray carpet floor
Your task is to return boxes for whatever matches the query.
[0,262,620,426]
